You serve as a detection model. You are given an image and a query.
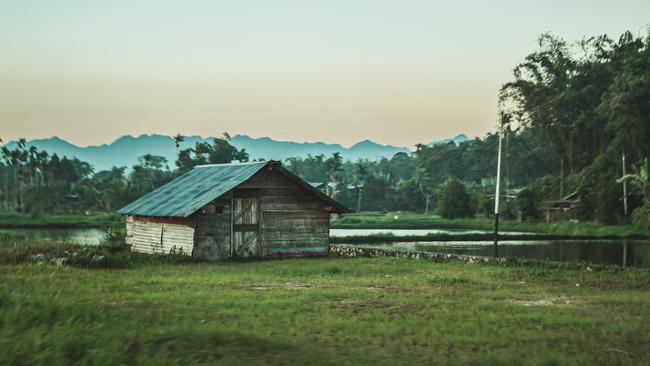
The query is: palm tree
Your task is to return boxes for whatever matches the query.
[355,162,368,212]
[415,166,434,214]
[172,133,183,155]
[324,153,342,197]
[618,158,649,201]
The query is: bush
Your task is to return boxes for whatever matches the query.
[632,201,650,230]
[436,179,474,219]
[516,188,539,221]
[477,196,494,218]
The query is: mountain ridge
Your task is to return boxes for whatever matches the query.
[3,133,469,172]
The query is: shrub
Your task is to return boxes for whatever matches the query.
[632,201,650,230]
[436,179,474,219]
[477,196,494,218]
[516,188,539,221]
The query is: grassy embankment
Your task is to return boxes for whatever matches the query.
[0,212,122,228]
[1,239,649,365]
[2,211,648,242]
[331,212,650,242]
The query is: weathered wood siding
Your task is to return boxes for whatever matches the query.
[192,195,232,260]
[238,167,331,256]
[126,215,194,255]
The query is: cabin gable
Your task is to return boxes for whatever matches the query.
[120,161,350,260]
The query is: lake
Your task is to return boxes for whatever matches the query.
[1,227,514,245]
[329,228,533,236]
[1,227,648,267]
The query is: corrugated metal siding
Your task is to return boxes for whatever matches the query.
[126,216,194,255]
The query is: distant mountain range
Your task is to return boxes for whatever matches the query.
[4,133,469,172]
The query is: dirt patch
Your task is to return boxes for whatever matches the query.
[249,282,313,290]
[512,296,575,307]
[348,285,401,292]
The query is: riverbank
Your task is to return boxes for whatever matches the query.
[1,240,648,365]
[332,212,649,238]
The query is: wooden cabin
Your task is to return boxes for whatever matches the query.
[544,191,580,223]
[117,161,351,259]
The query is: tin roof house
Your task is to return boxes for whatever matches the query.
[118,161,351,259]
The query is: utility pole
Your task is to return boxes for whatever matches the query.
[622,152,628,216]
[559,159,564,199]
[493,113,506,258]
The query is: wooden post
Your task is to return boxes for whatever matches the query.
[230,192,234,257]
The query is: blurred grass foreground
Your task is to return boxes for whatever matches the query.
[0,237,649,365]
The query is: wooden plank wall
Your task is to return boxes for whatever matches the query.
[126,215,194,255]
[238,168,331,256]
[192,195,232,260]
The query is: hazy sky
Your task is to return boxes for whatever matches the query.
[1,1,649,148]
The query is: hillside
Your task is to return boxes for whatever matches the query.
[3,134,468,172]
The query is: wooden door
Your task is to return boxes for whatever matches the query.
[231,189,261,257]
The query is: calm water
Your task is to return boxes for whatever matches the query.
[1,227,513,246]
[1,227,649,267]
[329,228,532,236]
[0,228,107,245]
[353,240,650,268]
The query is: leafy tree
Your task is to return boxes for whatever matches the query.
[436,179,474,219]
[176,136,248,172]
[516,189,539,221]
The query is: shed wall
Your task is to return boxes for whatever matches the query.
[126,215,194,255]
[238,167,331,256]
[192,195,232,260]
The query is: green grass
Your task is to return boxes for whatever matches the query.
[332,212,650,238]
[0,212,122,228]
[1,240,649,365]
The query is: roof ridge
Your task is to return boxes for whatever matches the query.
[194,161,267,168]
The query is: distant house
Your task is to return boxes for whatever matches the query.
[308,182,327,191]
[544,191,580,223]
[118,161,351,259]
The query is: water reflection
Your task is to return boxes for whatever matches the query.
[0,228,106,245]
[329,228,532,236]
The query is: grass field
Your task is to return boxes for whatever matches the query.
[1,241,649,365]
[332,212,649,238]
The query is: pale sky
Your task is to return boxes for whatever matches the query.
[1,1,649,148]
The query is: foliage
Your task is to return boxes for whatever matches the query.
[632,201,650,230]
[332,212,650,237]
[0,135,246,215]
[176,134,249,172]
[500,30,650,224]
[516,188,539,221]
[436,179,474,219]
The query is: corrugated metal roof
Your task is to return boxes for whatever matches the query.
[118,161,352,217]
[117,162,267,217]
